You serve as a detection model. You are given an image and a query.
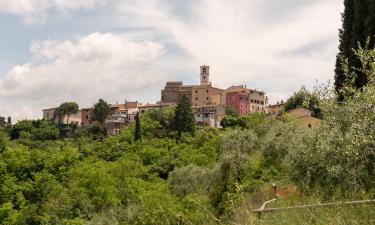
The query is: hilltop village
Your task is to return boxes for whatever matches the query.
[32,65,316,135]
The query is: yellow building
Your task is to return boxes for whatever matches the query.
[161,65,223,106]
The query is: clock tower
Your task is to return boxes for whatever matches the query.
[200,65,210,86]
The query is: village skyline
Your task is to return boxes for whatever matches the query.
[0,1,343,121]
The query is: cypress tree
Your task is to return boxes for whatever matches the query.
[173,94,195,141]
[365,0,375,47]
[352,0,369,89]
[335,0,355,100]
[335,0,375,99]
[134,112,141,142]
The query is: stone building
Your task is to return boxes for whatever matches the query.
[161,65,223,106]
[267,101,285,117]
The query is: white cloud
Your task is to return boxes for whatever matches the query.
[0,0,105,24]
[0,32,166,121]
[114,0,343,103]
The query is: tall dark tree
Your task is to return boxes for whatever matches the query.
[335,0,355,100]
[352,0,369,89]
[365,0,375,47]
[335,0,375,100]
[134,112,141,142]
[173,94,195,141]
[91,99,110,126]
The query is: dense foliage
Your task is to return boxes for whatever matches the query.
[335,0,375,100]
[1,44,374,225]
[284,86,321,118]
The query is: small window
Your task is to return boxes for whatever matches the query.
[195,90,198,93]
[203,76,206,80]
[206,97,209,100]
[206,89,209,93]
[261,101,264,104]
[195,97,198,100]
[308,124,312,128]
[86,115,89,120]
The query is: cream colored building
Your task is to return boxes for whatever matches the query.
[161,65,223,106]
[192,104,225,128]
[285,107,319,128]
[43,107,82,125]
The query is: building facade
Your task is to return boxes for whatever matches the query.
[192,105,225,128]
[267,101,285,117]
[42,107,82,125]
[161,65,223,106]
[105,113,128,135]
[226,91,250,115]
[221,85,268,113]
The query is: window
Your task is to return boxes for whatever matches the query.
[251,99,254,103]
[308,124,312,128]
[206,89,209,93]
[203,76,206,80]
[261,101,264,104]
[206,97,209,101]
[250,91,254,94]
[195,97,198,100]
[195,90,198,93]
[86,115,89,120]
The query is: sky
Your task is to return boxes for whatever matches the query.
[0,0,344,121]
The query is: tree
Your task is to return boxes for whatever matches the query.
[91,99,110,126]
[365,0,375,47]
[284,86,321,118]
[6,117,11,126]
[335,0,375,99]
[134,112,141,142]
[335,0,355,100]
[225,106,238,117]
[173,94,195,141]
[58,102,79,125]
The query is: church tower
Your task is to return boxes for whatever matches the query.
[200,65,210,86]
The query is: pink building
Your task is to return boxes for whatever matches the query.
[226,91,250,116]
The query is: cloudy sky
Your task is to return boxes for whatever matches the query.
[0,0,343,121]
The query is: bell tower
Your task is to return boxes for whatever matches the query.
[200,65,210,86]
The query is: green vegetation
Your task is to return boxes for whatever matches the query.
[1,24,375,225]
[134,112,141,142]
[173,94,195,141]
[335,0,375,100]
[56,102,79,125]
[284,86,321,118]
